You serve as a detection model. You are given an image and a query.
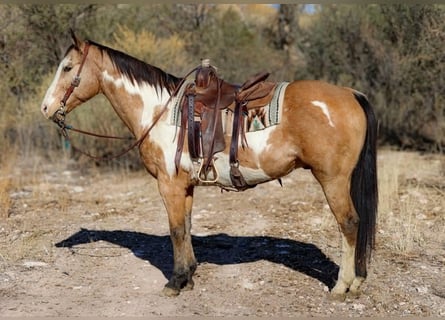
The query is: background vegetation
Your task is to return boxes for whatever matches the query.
[0,4,444,169]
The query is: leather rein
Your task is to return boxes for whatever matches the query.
[51,41,173,161]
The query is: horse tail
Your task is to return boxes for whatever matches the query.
[351,91,378,278]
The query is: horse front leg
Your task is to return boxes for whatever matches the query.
[157,174,196,297]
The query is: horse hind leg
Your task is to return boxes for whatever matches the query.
[314,172,363,300]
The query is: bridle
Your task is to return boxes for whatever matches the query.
[50,41,148,161]
[51,42,90,129]
[49,40,187,161]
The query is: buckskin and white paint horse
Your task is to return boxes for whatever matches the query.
[41,32,377,300]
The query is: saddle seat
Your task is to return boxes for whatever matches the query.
[175,60,277,190]
[193,69,275,113]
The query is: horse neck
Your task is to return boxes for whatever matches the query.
[98,54,172,138]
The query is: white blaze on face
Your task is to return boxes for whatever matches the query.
[311,100,335,127]
[102,70,193,177]
[41,56,70,116]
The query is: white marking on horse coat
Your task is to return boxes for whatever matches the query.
[245,125,276,155]
[102,70,170,127]
[102,70,193,177]
[213,126,275,187]
[42,56,70,111]
[213,153,272,187]
[311,100,335,127]
[151,123,195,177]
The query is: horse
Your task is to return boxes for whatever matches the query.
[40,31,378,300]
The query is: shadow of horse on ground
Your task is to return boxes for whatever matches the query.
[55,228,339,289]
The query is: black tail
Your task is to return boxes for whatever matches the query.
[351,92,378,278]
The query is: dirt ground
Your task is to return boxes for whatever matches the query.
[0,149,444,316]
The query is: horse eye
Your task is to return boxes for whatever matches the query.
[63,66,72,72]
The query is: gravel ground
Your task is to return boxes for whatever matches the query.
[0,150,444,316]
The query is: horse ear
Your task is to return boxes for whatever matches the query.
[70,28,82,49]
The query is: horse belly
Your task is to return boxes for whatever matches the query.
[212,125,296,188]
[211,153,272,187]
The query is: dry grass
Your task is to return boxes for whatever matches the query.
[378,151,401,216]
[377,149,444,254]
[0,147,17,218]
[0,177,12,218]
[388,184,424,253]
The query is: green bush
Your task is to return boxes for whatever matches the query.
[296,4,445,152]
[1,4,443,171]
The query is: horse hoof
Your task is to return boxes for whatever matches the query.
[330,282,348,301]
[348,285,362,298]
[329,292,347,302]
[348,289,361,299]
[183,280,194,291]
[349,276,365,296]
[162,286,180,297]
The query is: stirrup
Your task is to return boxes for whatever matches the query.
[198,158,219,183]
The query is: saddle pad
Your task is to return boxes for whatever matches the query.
[268,81,289,127]
[170,79,194,126]
[221,81,289,134]
[171,80,289,131]
[246,81,289,132]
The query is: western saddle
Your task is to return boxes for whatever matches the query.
[174,59,276,191]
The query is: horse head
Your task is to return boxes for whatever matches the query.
[41,30,101,122]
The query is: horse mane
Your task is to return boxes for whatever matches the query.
[87,40,182,95]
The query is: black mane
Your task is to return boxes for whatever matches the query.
[88,40,182,94]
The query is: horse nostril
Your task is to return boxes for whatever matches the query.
[43,105,48,112]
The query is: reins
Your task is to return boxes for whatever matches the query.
[58,109,167,161]
[52,42,202,161]
[51,40,143,161]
